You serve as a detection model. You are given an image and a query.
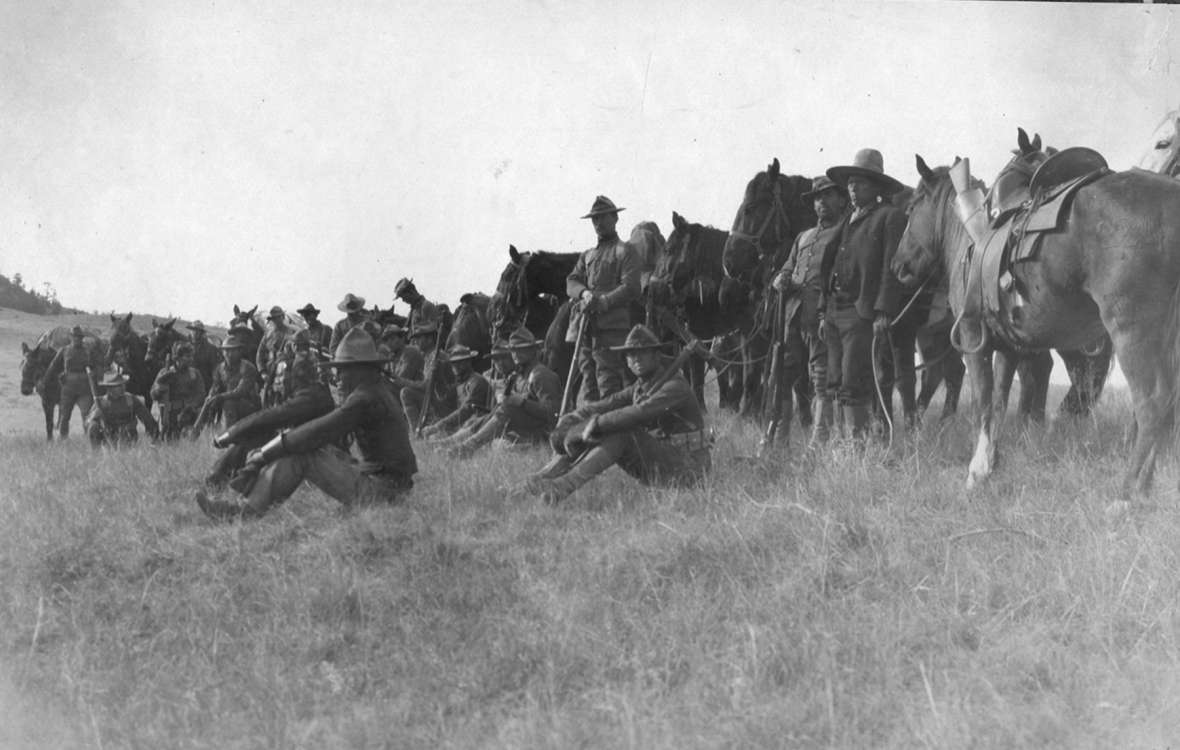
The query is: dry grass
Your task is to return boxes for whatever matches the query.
[2,384,1180,748]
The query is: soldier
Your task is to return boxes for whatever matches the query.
[771,175,850,447]
[193,332,262,436]
[282,329,322,401]
[397,322,456,429]
[394,278,445,340]
[567,195,643,404]
[195,327,418,520]
[421,345,493,439]
[330,293,372,354]
[431,341,513,447]
[41,325,101,439]
[519,324,711,505]
[151,342,207,440]
[445,328,561,457]
[296,303,332,354]
[85,368,159,447]
[256,306,293,405]
[185,320,221,394]
[819,149,907,440]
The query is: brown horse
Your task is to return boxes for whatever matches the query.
[489,245,579,383]
[894,133,1180,495]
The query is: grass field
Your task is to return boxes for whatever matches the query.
[3,310,1180,748]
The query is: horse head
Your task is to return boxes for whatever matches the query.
[628,221,666,290]
[19,342,47,396]
[1138,112,1180,178]
[490,245,529,337]
[722,158,815,290]
[894,155,983,288]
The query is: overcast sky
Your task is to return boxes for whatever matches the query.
[2,1,1178,326]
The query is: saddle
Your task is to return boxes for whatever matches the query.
[973,148,1110,347]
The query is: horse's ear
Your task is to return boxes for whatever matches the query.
[915,154,935,184]
[233,304,241,316]
[110,313,117,324]
[1017,127,1031,153]
[21,342,29,355]
[247,305,258,317]
[1031,133,1042,152]
[769,158,781,178]
[953,155,962,164]
[672,212,686,230]
[509,244,521,262]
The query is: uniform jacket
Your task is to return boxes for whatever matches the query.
[284,379,418,477]
[210,359,262,425]
[566,237,643,332]
[819,202,907,321]
[305,321,332,353]
[257,326,293,377]
[151,366,206,409]
[190,338,221,390]
[432,371,493,432]
[329,314,374,355]
[777,219,844,329]
[45,343,100,384]
[407,297,442,336]
[88,393,158,437]
[575,368,704,437]
[502,360,562,426]
[221,383,335,449]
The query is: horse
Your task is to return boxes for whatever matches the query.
[893,130,1180,495]
[1138,110,1180,178]
[229,304,265,360]
[20,326,106,440]
[145,318,189,373]
[105,313,157,411]
[489,245,579,381]
[447,292,493,371]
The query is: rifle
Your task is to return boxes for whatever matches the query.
[84,366,106,426]
[415,349,440,437]
[190,392,219,440]
[559,310,589,416]
[759,291,788,453]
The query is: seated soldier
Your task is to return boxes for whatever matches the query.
[379,324,422,397]
[151,342,207,440]
[196,328,418,520]
[431,340,513,446]
[397,321,456,429]
[421,345,493,439]
[86,368,159,447]
[445,328,561,457]
[519,324,711,505]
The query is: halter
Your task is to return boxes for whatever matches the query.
[724,178,792,281]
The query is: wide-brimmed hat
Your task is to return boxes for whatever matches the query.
[337,293,366,312]
[267,305,285,320]
[98,368,128,387]
[581,195,626,219]
[826,149,906,196]
[394,278,416,298]
[802,175,844,200]
[296,303,320,316]
[447,345,478,363]
[70,325,85,337]
[219,334,250,350]
[324,327,389,367]
[507,328,543,350]
[610,324,665,352]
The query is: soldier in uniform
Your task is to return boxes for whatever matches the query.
[194,332,262,437]
[819,149,907,440]
[256,306,293,406]
[379,324,423,397]
[186,320,221,394]
[296,303,332,354]
[151,342,207,440]
[520,324,711,505]
[397,321,456,429]
[195,328,418,520]
[41,325,102,439]
[567,195,643,404]
[771,175,850,447]
[394,278,444,339]
[85,369,159,447]
[445,328,561,456]
[421,345,492,439]
[330,293,372,354]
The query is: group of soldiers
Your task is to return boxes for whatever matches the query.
[61,147,912,519]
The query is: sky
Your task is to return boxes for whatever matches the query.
[2,0,1178,328]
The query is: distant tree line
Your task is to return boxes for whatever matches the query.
[0,271,78,315]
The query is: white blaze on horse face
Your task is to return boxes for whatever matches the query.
[967,423,993,489]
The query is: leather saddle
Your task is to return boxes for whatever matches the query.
[972,148,1110,348]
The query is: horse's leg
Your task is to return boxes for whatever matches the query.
[689,353,706,410]
[966,351,996,489]
[42,396,54,442]
[1015,351,1051,424]
[939,348,965,421]
[1107,328,1171,496]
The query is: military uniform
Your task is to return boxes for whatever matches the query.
[208,358,262,427]
[86,375,159,447]
[186,322,221,393]
[257,312,294,405]
[567,196,643,403]
[399,343,456,427]
[42,332,101,438]
[423,347,493,437]
[151,362,207,440]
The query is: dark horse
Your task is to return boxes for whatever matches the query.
[447,292,494,371]
[489,245,579,383]
[894,132,1176,495]
[21,326,106,440]
[107,313,156,411]
[145,318,189,373]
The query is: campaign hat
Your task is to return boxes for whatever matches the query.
[337,293,366,312]
[610,324,665,352]
[296,303,321,316]
[826,149,906,196]
[98,368,128,387]
[506,327,543,350]
[447,345,479,363]
[581,195,626,219]
[324,327,390,367]
[394,278,417,298]
[801,175,844,200]
[267,305,285,321]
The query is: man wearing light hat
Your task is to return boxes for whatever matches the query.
[196,327,417,520]
[819,148,908,440]
[519,323,710,505]
[296,303,332,353]
[567,195,643,404]
[771,175,850,448]
[256,306,294,406]
[421,345,493,439]
[185,320,220,394]
[444,327,562,456]
[329,293,373,355]
[41,325,102,439]
[85,368,158,447]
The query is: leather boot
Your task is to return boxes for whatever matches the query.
[195,490,262,521]
[807,398,834,450]
[517,453,576,496]
[844,404,870,440]
[537,446,617,505]
[447,414,505,458]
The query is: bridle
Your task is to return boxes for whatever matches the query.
[723,177,792,282]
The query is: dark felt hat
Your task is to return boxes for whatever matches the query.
[324,327,389,367]
[580,195,626,219]
[506,328,543,350]
[826,149,906,196]
[802,175,844,200]
[394,278,416,298]
[296,303,320,316]
[447,345,479,363]
[610,324,664,352]
[337,293,366,312]
[267,305,285,320]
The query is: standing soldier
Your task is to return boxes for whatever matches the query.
[421,345,493,439]
[819,149,907,440]
[195,328,418,521]
[186,321,221,394]
[296,303,332,355]
[330,293,372,354]
[194,332,262,437]
[397,321,456,429]
[256,306,293,406]
[41,326,101,439]
[567,195,642,404]
[86,369,159,447]
[151,342,207,440]
[394,278,448,343]
[445,328,561,457]
[771,175,850,448]
[518,324,711,505]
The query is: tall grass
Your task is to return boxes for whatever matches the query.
[2,390,1179,748]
